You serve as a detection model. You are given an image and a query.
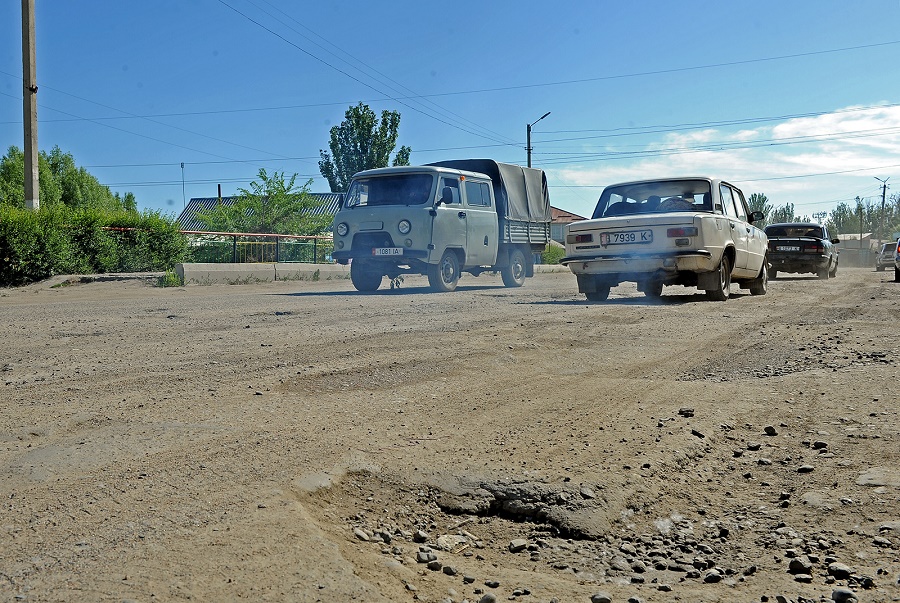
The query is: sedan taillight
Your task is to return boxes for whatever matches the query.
[567,233,593,244]
[667,227,698,237]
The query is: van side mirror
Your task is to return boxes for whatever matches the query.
[438,186,453,205]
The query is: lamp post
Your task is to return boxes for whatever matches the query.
[526,111,551,168]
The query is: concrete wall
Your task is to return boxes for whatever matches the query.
[175,262,565,285]
[175,263,349,285]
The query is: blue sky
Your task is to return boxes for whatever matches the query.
[2,1,900,221]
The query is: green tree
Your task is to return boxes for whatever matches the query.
[747,193,770,217]
[770,203,797,224]
[318,102,412,192]
[0,146,61,207]
[194,169,333,235]
[0,145,134,211]
[747,192,772,227]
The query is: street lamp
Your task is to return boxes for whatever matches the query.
[526,111,551,168]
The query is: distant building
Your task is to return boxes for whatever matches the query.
[550,206,588,243]
[835,232,874,268]
[835,232,873,249]
[176,193,343,232]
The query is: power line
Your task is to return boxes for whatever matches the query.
[0,90,284,171]
[214,0,517,147]
[243,0,518,146]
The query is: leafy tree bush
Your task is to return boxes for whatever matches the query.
[541,244,566,265]
[0,205,187,286]
[193,169,333,235]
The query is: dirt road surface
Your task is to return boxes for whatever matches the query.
[1,268,898,603]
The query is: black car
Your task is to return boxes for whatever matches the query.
[764,222,839,280]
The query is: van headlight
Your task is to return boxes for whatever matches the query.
[336,222,349,236]
[398,220,411,234]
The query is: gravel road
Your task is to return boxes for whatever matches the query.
[1,268,898,603]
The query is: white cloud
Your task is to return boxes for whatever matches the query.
[547,103,900,218]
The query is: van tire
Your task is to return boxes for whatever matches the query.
[501,248,527,287]
[350,260,383,292]
[428,250,460,292]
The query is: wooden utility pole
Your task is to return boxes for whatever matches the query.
[875,176,890,247]
[22,0,39,210]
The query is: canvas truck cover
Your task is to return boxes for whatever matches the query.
[427,159,551,223]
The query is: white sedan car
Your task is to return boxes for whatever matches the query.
[562,177,768,301]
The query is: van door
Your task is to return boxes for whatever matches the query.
[462,180,499,267]
[430,175,466,262]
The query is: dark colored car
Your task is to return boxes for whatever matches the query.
[764,222,839,280]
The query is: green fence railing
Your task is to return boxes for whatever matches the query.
[183,231,334,264]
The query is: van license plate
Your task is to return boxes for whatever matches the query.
[373,247,403,256]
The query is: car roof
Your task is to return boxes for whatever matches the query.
[765,222,821,228]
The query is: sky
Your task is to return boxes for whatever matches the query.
[2,1,900,222]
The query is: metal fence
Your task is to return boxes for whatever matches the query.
[183,231,334,264]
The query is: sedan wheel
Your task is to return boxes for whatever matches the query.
[749,261,768,296]
[705,255,731,301]
[585,285,611,302]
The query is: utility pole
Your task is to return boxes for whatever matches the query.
[875,176,890,247]
[812,211,827,224]
[526,111,550,168]
[856,196,863,251]
[22,0,39,210]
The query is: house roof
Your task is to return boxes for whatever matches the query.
[176,193,343,231]
[551,206,587,224]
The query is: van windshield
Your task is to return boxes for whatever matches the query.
[345,174,435,207]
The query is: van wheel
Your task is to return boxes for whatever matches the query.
[749,261,768,296]
[501,248,527,287]
[705,255,731,301]
[350,260,383,292]
[428,250,460,292]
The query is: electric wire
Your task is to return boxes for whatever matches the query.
[243,0,518,146]
[214,0,517,147]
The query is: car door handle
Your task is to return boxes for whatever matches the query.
[458,211,466,218]
[746,227,751,233]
